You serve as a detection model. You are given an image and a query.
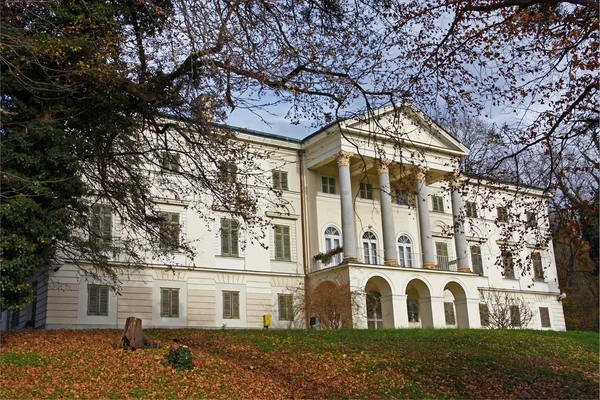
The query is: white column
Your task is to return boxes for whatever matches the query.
[353,291,368,329]
[392,294,409,329]
[416,168,436,269]
[336,151,358,262]
[377,161,398,266]
[428,296,447,328]
[450,175,471,272]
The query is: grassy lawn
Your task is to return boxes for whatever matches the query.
[1,328,597,399]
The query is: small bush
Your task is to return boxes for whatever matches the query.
[167,345,193,371]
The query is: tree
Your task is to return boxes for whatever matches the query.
[2,0,596,311]
[480,288,536,329]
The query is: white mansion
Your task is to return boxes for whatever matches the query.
[4,105,566,331]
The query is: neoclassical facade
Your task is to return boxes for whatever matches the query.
[3,105,566,331]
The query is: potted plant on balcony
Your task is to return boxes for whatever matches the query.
[314,246,343,265]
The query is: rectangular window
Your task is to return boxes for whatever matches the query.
[432,196,444,212]
[436,242,449,270]
[395,189,410,206]
[444,302,456,325]
[539,307,551,328]
[160,288,179,318]
[160,212,180,251]
[274,225,291,261]
[479,303,490,327]
[407,300,419,323]
[10,310,20,329]
[532,252,544,281]
[470,246,484,275]
[526,211,537,228]
[321,176,336,194]
[497,207,508,222]
[465,201,478,218]
[278,294,293,321]
[221,218,239,257]
[510,305,521,327]
[222,291,240,319]
[87,285,109,316]
[161,152,180,172]
[272,170,289,190]
[502,251,515,279]
[219,161,237,183]
[359,182,373,200]
[91,205,112,244]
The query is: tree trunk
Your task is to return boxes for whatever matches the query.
[117,317,157,350]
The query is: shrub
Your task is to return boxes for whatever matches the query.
[167,345,193,371]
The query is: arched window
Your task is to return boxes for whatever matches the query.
[324,226,342,266]
[397,235,413,268]
[362,231,378,265]
[367,291,383,329]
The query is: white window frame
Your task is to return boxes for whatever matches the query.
[362,231,379,265]
[359,182,373,200]
[432,195,444,213]
[272,170,289,190]
[323,225,343,266]
[397,234,413,268]
[321,176,336,194]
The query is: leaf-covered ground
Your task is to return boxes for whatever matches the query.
[1,328,598,399]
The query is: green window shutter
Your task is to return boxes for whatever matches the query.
[283,226,291,261]
[510,305,521,327]
[281,172,288,190]
[231,220,239,256]
[87,285,99,315]
[479,304,490,326]
[161,288,170,317]
[232,292,240,319]
[102,207,112,242]
[171,289,179,317]
[436,242,448,257]
[274,226,284,260]
[539,307,551,328]
[99,286,109,316]
[273,171,280,189]
[223,291,232,319]
[471,246,483,275]
[171,213,180,247]
[221,219,230,255]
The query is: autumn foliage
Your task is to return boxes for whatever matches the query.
[1,329,597,399]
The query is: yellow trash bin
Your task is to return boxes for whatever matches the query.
[263,314,271,329]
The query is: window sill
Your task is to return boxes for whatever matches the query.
[218,254,242,258]
[272,259,294,263]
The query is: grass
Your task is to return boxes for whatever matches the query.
[0,328,597,399]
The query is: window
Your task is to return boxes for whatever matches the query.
[362,231,378,264]
[526,211,537,228]
[497,207,508,222]
[532,252,544,281]
[509,305,521,327]
[321,176,336,194]
[397,235,413,267]
[479,303,490,327]
[91,205,112,244]
[160,288,179,317]
[444,302,456,325]
[87,285,109,316]
[272,170,289,190]
[160,212,180,251]
[324,226,342,266]
[407,300,419,323]
[435,242,449,270]
[10,310,20,329]
[359,182,373,200]
[502,251,515,279]
[218,161,237,183]
[395,189,410,206]
[274,225,291,261]
[470,246,483,275]
[161,152,180,172]
[432,196,444,212]
[278,294,293,321]
[465,201,478,218]
[221,218,239,257]
[367,292,383,329]
[539,307,551,328]
[222,291,240,319]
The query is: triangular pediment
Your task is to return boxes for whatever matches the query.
[340,104,469,156]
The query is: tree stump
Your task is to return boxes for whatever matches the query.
[117,317,158,350]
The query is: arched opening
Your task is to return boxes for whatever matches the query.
[443,281,469,328]
[364,276,393,328]
[405,278,433,328]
